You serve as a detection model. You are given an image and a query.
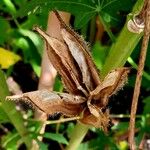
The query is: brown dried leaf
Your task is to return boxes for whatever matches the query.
[87,67,130,117]
[80,108,110,130]
[6,90,86,117]
[34,27,88,96]
[54,11,100,91]
[91,67,130,105]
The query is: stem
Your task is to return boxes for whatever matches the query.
[46,116,80,125]
[0,69,32,149]
[101,0,144,78]
[66,1,144,150]
[129,0,150,149]
[99,15,116,42]
[66,122,89,150]
[101,26,142,78]
[128,57,150,81]
[110,114,142,119]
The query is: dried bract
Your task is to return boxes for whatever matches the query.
[127,14,144,34]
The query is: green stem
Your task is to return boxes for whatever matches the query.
[110,114,143,119]
[101,25,142,78]
[66,122,89,150]
[127,57,150,81]
[101,0,144,78]
[66,1,144,150]
[0,69,32,149]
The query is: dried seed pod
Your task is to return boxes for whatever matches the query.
[6,11,130,130]
[90,68,130,105]
[54,11,101,91]
[87,68,130,117]
[34,27,88,96]
[127,15,144,34]
[6,90,86,116]
[80,108,110,130]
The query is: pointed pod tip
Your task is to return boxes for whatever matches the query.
[53,10,66,28]
[33,26,50,41]
[33,25,42,33]
[123,67,131,74]
[6,94,24,101]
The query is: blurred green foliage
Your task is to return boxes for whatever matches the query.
[0,0,150,149]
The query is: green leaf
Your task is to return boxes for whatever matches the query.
[74,11,96,29]
[16,29,42,76]
[0,17,10,45]
[0,47,21,69]
[0,105,9,123]
[0,69,32,148]
[19,29,43,56]
[30,61,41,77]
[43,133,68,145]
[77,131,118,150]
[16,0,96,17]
[2,0,16,15]
[66,123,75,138]
[53,76,63,92]
[28,120,42,134]
[143,96,150,114]
[37,141,48,150]
[92,42,108,70]
[77,142,88,150]
[1,131,20,149]
[112,122,129,131]
[15,0,135,29]
[15,0,97,29]
[101,0,135,26]
[13,37,30,62]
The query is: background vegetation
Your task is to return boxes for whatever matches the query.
[0,0,150,149]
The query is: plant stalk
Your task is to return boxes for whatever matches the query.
[66,122,89,150]
[129,0,150,149]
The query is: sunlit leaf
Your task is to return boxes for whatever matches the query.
[0,47,21,69]
[43,133,68,145]
[19,29,43,56]
[2,0,16,15]
[118,141,128,150]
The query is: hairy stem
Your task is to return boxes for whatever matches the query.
[129,0,150,149]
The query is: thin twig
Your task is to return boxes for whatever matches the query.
[46,116,80,125]
[129,0,150,149]
[110,114,142,119]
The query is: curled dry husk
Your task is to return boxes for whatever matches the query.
[6,11,130,130]
[127,14,144,34]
